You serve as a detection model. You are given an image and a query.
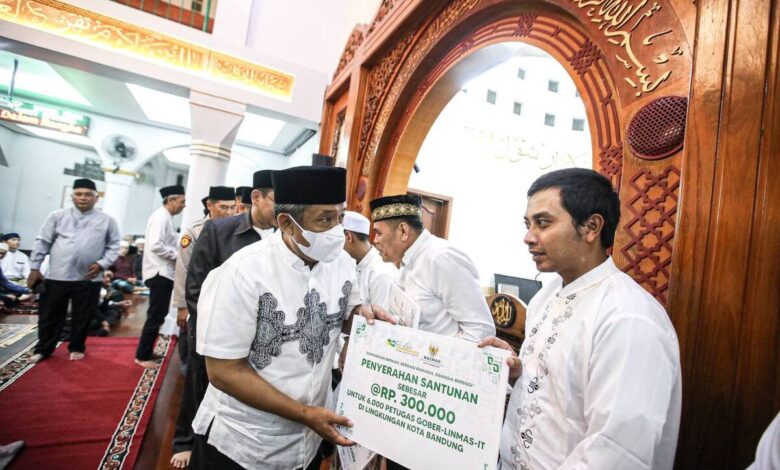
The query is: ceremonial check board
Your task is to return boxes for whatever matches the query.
[336,316,509,470]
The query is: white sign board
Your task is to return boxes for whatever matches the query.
[336,316,509,470]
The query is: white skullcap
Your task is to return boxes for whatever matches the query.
[135,238,146,244]
[343,211,371,235]
[120,240,130,247]
[0,242,8,251]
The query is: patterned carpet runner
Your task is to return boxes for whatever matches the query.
[0,335,175,469]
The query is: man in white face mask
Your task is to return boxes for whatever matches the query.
[192,166,396,470]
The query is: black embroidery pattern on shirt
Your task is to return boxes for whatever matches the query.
[248,282,352,370]
[296,282,352,365]
[527,377,540,394]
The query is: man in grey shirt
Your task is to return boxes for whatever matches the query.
[28,178,121,362]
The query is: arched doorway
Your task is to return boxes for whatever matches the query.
[404,42,594,286]
[324,0,690,308]
[321,0,780,468]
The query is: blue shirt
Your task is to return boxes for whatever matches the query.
[0,264,30,295]
[30,207,121,282]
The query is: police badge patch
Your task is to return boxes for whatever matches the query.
[180,235,191,249]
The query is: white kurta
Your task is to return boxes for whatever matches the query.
[194,231,362,470]
[0,250,31,279]
[398,229,495,342]
[142,206,178,281]
[356,246,398,307]
[748,411,780,470]
[499,258,681,470]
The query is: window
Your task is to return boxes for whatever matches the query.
[572,118,585,131]
[486,89,497,104]
[513,102,523,116]
[548,80,559,93]
[191,0,203,12]
[517,68,526,79]
[544,113,556,127]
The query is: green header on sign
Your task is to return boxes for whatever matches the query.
[0,100,90,136]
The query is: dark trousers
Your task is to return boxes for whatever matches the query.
[35,280,100,356]
[135,275,173,360]
[191,422,324,470]
[172,320,209,453]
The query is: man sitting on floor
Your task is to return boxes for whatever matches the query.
[0,242,32,306]
[0,233,30,284]
[89,269,132,337]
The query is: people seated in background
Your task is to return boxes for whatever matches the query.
[133,237,145,284]
[89,269,132,336]
[0,233,31,283]
[0,242,32,306]
[111,241,137,293]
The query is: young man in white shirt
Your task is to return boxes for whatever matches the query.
[0,233,30,282]
[191,166,394,470]
[135,185,185,368]
[342,210,398,308]
[370,194,495,343]
[480,168,681,470]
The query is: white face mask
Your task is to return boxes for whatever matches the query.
[288,216,345,263]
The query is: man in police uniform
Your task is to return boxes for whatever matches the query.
[191,166,395,470]
[173,186,236,335]
[169,185,235,467]
[169,171,276,468]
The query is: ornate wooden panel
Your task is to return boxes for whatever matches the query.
[321,1,780,469]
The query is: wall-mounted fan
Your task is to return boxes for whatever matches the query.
[102,134,138,165]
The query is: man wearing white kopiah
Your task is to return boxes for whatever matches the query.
[370,194,495,342]
[480,168,681,470]
[191,166,395,470]
[342,211,398,307]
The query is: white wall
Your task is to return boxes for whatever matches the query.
[0,126,104,249]
[246,0,382,78]
[408,51,592,289]
[0,119,318,245]
[225,133,319,187]
[121,159,189,237]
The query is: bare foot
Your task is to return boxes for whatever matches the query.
[134,358,160,369]
[30,353,45,364]
[69,352,85,361]
[170,450,192,468]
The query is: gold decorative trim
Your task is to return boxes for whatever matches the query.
[0,0,295,101]
[102,168,140,177]
[371,203,422,221]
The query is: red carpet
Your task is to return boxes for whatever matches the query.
[0,335,175,470]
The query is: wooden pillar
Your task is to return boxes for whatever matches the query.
[669,0,780,467]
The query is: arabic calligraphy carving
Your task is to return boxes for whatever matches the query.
[570,0,681,96]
